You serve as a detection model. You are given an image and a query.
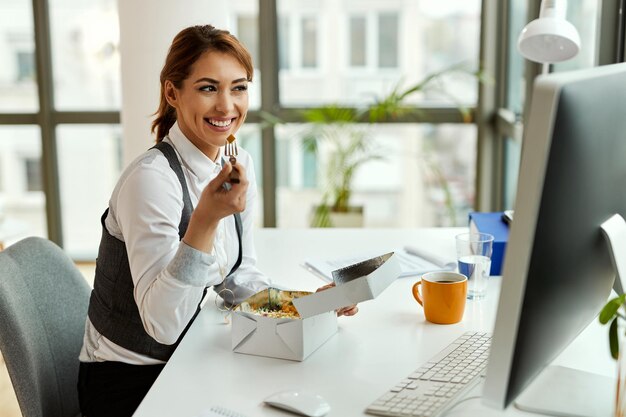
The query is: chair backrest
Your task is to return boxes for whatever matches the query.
[0,237,90,417]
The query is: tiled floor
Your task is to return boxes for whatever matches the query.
[0,262,96,417]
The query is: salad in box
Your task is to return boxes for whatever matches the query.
[231,252,401,361]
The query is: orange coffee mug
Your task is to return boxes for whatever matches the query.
[412,271,467,324]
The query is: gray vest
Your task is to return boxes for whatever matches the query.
[87,141,242,361]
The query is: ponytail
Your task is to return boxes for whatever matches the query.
[151,91,177,142]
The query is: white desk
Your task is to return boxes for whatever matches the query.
[133,228,615,417]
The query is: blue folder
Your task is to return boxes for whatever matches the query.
[468,212,509,276]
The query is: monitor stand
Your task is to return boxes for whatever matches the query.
[513,213,626,417]
[601,213,626,295]
[514,366,614,417]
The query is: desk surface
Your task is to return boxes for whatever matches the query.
[133,228,615,417]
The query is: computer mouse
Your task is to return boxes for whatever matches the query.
[264,390,331,417]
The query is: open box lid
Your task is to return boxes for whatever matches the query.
[293,252,401,319]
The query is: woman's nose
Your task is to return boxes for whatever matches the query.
[215,91,234,114]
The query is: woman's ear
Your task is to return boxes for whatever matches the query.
[164,80,178,108]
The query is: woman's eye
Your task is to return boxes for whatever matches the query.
[199,85,217,92]
[233,84,248,92]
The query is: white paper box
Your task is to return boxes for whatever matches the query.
[231,252,400,361]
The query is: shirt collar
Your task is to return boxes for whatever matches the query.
[167,122,223,181]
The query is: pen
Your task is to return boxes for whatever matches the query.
[301,263,333,283]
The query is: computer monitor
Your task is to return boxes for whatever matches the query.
[482,63,626,414]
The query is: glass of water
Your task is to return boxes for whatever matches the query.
[455,232,494,300]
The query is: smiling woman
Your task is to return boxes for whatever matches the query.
[76,25,269,417]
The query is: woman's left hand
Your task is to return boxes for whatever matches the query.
[316,283,359,317]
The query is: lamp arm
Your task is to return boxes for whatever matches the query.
[539,0,567,19]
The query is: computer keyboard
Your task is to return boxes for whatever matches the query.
[365,331,491,417]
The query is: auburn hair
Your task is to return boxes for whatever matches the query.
[151,25,254,142]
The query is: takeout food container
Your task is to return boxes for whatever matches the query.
[231,252,401,361]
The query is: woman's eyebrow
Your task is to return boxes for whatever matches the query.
[194,77,219,84]
[193,77,249,84]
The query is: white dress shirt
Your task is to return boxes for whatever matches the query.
[79,122,270,365]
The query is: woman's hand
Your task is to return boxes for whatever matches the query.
[316,283,359,317]
[183,161,248,253]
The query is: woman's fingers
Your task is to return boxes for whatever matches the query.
[208,161,248,190]
[316,283,335,292]
[337,305,359,316]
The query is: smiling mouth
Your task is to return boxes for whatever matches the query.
[205,118,235,127]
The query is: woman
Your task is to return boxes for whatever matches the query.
[77,25,356,417]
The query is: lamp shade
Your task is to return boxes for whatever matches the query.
[517,0,581,64]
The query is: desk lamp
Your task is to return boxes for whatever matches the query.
[517,0,580,64]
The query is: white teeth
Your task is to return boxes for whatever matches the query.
[207,118,232,127]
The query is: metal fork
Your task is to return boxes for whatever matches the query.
[224,134,240,183]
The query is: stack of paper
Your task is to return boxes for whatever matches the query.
[302,247,456,282]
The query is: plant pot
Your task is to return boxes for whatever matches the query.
[310,205,364,228]
[329,207,364,227]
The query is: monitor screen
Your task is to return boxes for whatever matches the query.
[482,63,626,410]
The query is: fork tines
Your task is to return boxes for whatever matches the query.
[225,142,238,162]
[225,135,240,183]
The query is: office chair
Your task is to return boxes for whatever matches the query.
[0,237,90,417]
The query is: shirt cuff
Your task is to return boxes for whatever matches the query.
[166,241,216,287]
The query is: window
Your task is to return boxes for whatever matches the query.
[347,12,399,70]
[49,0,121,110]
[301,16,318,68]
[0,125,47,242]
[24,157,42,191]
[236,15,259,70]
[0,1,37,112]
[57,124,122,258]
[552,0,600,72]
[275,123,477,228]
[278,17,290,70]
[378,13,398,68]
[1,0,491,252]
[349,16,366,67]
[495,0,605,211]
[16,50,35,82]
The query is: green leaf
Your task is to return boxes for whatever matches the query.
[610,317,620,360]
[599,294,626,324]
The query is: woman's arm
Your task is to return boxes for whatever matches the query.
[114,154,247,344]
[214,152,271,305]
[183,161,246,252]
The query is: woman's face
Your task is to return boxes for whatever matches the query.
[165,50,249,160]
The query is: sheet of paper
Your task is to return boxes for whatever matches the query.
[302,247,455,282]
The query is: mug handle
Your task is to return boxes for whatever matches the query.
[412,281,423,306]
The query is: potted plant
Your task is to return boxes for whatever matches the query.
[600,294,626,416]
[267,63,485,228]
[302,105,382,227]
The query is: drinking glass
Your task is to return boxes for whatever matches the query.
[455,232,494,300]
